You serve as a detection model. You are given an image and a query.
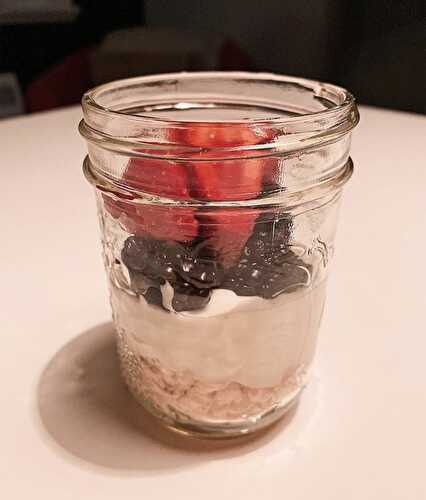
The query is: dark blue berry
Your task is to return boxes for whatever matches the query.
[174,253,225,289]
[144,287,167,310]
[222,215,310,298]
[121,237,148,272]
[171,278,211,312]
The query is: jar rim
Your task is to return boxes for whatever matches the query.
[80,71,359,159]
[83,71,356,125]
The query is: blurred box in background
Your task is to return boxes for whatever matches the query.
[89,27,223,85]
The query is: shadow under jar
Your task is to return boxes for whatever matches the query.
[79,72,359,438]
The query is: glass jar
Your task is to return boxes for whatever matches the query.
[79,72,359,438]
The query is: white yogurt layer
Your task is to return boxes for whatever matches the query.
[110,282,326,388]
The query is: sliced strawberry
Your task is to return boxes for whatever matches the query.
[190,155,262,266]
[196,208,258,269]
[184,123,270,149]
[182,124,278,194]
[120,204,198,242]
[123,156,190,198]
[103,124,277,257]
[103,155,197,242]
[258,155,281,191]
[189,154,264,201]
[103,195,136,220]
[183,124,271,266]
[183,124,273,201]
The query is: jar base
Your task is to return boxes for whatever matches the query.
[116,327,305,439]
[127,382,303,440]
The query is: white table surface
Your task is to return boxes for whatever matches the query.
[1,105,425,500]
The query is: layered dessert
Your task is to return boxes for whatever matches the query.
[99,124,326,433]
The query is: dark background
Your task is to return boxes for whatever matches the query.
[0,0,424,118]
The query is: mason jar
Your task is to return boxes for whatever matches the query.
[79,72,359,438]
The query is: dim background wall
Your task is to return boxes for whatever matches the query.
[145,0,426,113]
[145,0,337,78]
[0,0,424,118]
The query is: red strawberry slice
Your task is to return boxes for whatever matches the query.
[196,208,258,269]
[183,124,272,201]
[103,124,276,258]
[192,159,262,267]
[190,154,264,201]
[103,196,135,221]
[183,124,271,266]
[184,123,270,149]
[124,156,190,198]
[103,155,198,242]
[120,204,198,242]
[189,154,263,267]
